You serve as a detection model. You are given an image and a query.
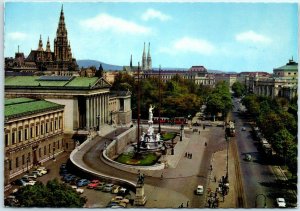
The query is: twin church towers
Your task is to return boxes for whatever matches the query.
[130,42,152,71]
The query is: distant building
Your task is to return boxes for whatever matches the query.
[214,73,237,87]
[5,6,79,76]
[4,98,64,183]
[108,90,132,125]
[247,59,298,100]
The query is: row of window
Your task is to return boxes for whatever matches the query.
[5,118,62,147]
[9,140,62,170]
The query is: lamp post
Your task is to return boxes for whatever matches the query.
[180,124,184,141]
[225,134,229,182]
[26,156,30,173]
[110,111,113,125]
[255,194,267,208]
[96,115,101,134]
[158,65,161,133]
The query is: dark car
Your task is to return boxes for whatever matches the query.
[12,179,26,186]
[64,175,77,183]
[77,179,90,187]
[59,169,68,176]
[192,122,200,126]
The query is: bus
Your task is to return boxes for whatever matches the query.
[153,117,170,124]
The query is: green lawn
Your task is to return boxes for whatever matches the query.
[161,132,177,141]
[115,152,160,166]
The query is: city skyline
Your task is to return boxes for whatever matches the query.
[4,2,298,72]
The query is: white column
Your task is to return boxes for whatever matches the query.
[93,96,97,127]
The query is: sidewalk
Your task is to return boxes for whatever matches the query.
[205,149,236,208]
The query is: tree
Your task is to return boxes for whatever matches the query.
[15,179,86,207]
[95,63,104,78]
[232,81,246,97]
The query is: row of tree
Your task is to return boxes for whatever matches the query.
[14,179,87,207]
[111,72,232,120]
[241,94,297,176]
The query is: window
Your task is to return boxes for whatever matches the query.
[59,118,62,129]
[9,160,12,170]
[5,134,9,147]
[28,153,31,162]
[41,124,44,135]
[44,146,46,155]
[39,148,41,157]
[30,127,34,138]
[57,141,60,149]
[49,144,51,153]
[22,155,25,165]
[16,157,19,168]
[11,131,16,144]
[25,129,28,140]
[36,126,39,136]
[50,122,53,132]
[55,120,57,130]
[18,130,22,142]
[46,123,49,133]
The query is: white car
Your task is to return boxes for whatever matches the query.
[196,185,204,195]
[37,168,48,175]
[276,198,286,208]
[71,185,84,194]
[25,180,37,186]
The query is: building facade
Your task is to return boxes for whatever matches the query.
[5,6,79,76]
[4,98,64,184]
[108,91,132,126]
[247,59,298,100]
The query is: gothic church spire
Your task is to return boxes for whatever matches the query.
[147,42,152,71]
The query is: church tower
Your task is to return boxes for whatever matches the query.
[147,42,152,71]
[54,5,72,68]
[36,35,44,61]
[142,42,147,71]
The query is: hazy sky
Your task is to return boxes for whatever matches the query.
[4,2,298,72]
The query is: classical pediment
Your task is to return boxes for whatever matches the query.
[91,77,112,89]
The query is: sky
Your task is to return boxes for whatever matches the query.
[4,1,299,72]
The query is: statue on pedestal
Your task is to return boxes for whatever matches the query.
[148,104,155,123]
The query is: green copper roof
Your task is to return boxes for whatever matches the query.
[5,98,64,119]
[5,76,103,88]
[274,60,298,72]
[65,77,99,87]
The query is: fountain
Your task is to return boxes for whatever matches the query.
[136,105,163,152]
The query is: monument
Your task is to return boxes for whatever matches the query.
[134,170,147,205]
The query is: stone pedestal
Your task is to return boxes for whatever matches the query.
[134,184,147,206]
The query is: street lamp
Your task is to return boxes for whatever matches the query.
[26,156,30,173]
[96,115,101,133]
[225,134,229,182]
[110,111,113,125]
[180,124,184,141]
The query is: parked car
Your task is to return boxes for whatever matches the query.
[23,174,37,180]
[95,182,106,191]
[276,198,286,208]
[196,185,204,195]
[111,196,130,204]
[22,175,36,182]
[32,170,43,177]
[25,180,37,186]
[87,180,100,189]
[245,154,252,161]
[118,187,128,195]
[59,169,68,176]
[112,185,121,194]
[37,168,48,175]
[241,127,246,131]
[77,179,90,187]
[64,175,77,183]
[192,122,200,126]
[71,185,84,194]
[12,179,26,186]
[103,183,114,192]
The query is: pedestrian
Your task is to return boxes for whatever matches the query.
[214,176,217,182]
[205,142,207,146]
[210,164,213,171]
[160,173,163,180]
[191,153,193,159]
[188,153,190,159]
[198,130,200,135]
[208,199,211,208]
[185,152,187,157]
[187,201,189,207]
[181,203,184,208]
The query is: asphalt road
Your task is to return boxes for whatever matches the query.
[232,98,282,208]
